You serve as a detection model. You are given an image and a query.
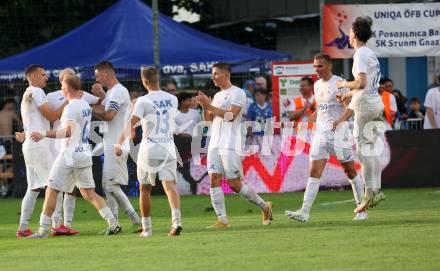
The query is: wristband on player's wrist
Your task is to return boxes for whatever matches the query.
[40,130,47,137]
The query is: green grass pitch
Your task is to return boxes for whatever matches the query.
[0,188,439,271]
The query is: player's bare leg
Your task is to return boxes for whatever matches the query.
[78,188,121,235]
[286,159,326,222]
[139,184,153,237]
[228,178,272,225]
[28,187,60,238]
[162,180,182,236]
[17,188,43,237]
[207,173,229,228]
[341,161,367,220]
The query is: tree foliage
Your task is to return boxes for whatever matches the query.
[172,0,212,24]
[0,0,178,58]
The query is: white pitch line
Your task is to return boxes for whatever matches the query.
[320,199,355,206]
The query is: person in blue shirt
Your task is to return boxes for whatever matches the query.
[242,79,256,101]
[247,88,272,136]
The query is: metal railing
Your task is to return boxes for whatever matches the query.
[395,118,424,131]
[0,135,14,197]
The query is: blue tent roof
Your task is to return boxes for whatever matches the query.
[0,0,288,75]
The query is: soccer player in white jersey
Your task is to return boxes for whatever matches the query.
[197,62,273,228]
[91,61,142,233]
[115,67,182,237]
[27,74,121,238]
[46,68,103,235]
[15,65,67,237]
[335,17,386,213]
[285,54,367,222]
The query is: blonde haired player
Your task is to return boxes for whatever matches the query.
[335,16,386,213]
[45,68,103,235]
[28,74,121,238]
[115,66,182,237]
[285,53,367,222]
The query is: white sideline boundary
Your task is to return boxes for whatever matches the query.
[320,199,354,206]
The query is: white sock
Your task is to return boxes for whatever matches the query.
[364,177,375,198]
[359,147,382,194]
[371,156,382,192]
[19,190,39,231]
[52,192,63,228]
[171,208,182,228]
[99,207,117,227]
[349,175,364,206]
[365,155,381,193]
[141,216,152,231]
[63,194,76,228]
[38,213,51,234]
[112,186,140,224]
[210,187,228,224]
[365,187,374,197]
[104,191,119,221]
[238,184,268,210]
[301,177,320,215]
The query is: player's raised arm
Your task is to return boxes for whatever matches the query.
[38,102,67,122]
[92,102,118,121]
[197,91,213,121]
[30,119,76,142]
[336,73,367,91]
[90,83,106,104]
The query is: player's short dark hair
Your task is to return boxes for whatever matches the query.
[254,88,267,96]
[314,53,332,64]
[24,64,44,78]
[300,77,314,86]
[213,62,231,73]
[95,60,115,73]
[352,16,373,43]
[165,81,177,87]
[141,66,159,85]
[177,92,193,104]
[379,77,393,85]
[63,74,81,91]
[409,97,421,104]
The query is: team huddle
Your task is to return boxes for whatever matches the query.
[16,16,385,238]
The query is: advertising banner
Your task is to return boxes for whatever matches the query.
[174,135,390,195]
[323,3,440,58]
[271,61,317,122]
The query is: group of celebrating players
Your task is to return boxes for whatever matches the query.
[15,16,385,239]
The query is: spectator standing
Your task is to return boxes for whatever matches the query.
[379,78,398,129]
[175,92,202,136]
[247,88,272,137]
[243,79,256,100]
[0,98,22,136]
[164,81,178,96]
[287,77,316,129]
[391,89,408,119]
[255,76,267,90]
[407,97,425,130]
